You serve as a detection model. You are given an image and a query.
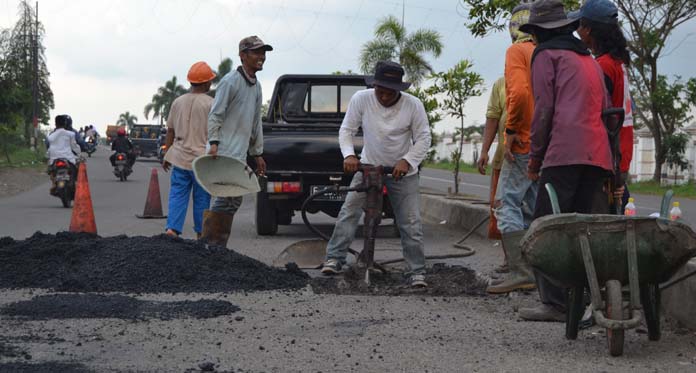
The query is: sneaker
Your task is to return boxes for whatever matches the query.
[410,274,427,288]
[320,259,341,275]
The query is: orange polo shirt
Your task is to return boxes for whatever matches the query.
[504,41,535,154]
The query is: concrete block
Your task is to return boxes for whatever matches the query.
[661,258,696,330]
[420,194,489,237]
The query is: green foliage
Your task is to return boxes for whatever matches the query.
[428,60,484,194]
[423,159,479,175]
[144,76,187,123]
[663,132,689,182]
[461,0,580,37]
[116,111,138,128]
[359,15,443,86]
[627,180,696,199]
[331,70,358,75]
[208,57,234,98]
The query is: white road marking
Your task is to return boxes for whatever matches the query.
[420,175,489,189]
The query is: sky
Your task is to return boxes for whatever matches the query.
[1,0,695,136]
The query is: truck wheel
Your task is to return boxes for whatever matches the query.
[606,279,625,356]
[60,188,71,208]
[256,192,278,235]
[277,208,292,225]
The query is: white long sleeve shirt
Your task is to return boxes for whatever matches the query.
[47,128,79,164]
[339,89,431,176]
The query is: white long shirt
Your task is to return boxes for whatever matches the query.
[47,128,79,164]
[339,89,431,176]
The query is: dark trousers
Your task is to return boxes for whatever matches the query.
[532,165,610,312]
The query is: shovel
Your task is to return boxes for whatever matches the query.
[272,239,327,269]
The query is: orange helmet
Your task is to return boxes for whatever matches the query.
[187,61,216,84]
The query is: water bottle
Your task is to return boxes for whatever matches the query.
[624,197,637,216]
[670,202,682,221]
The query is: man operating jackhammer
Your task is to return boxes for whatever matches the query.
[320,60,431,288]
[200,36,271,247]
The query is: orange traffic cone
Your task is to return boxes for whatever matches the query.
[136,168,167,219]
[69,162,97,234]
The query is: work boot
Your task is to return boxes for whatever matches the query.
[486,230,536,294]
[199,210,234,247]
[518,304,565,322]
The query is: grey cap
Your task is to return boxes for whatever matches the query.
[519,0,579,33]
[239,35,273,53]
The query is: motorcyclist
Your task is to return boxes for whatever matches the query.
[46,115,80,189]
[109,127,136,167]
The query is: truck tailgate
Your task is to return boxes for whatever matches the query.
[263,129,362,174]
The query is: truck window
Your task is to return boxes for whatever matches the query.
[340,85,362,112]
[304,85,337,113]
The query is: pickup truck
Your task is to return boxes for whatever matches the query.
[129,124,162,158]
[251,74,393,235]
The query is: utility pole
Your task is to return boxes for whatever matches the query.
[31,1,39,150]
[401,0,405,29]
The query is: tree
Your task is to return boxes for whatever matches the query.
[663,132,689,184]
[116,111,138,129]
[461,0,696,182]
[144,76,187,124]
[1,1,54,146]
[359,15,443,86]
[209,57,233,98]
[429,60,484,194]
[408,87,441,162]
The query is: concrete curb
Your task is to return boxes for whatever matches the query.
[661,258,696,330]
[420,193,489,237]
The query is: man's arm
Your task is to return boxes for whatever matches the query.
[338,94,363,160]
[208,76,234,148]
[401,101,432,170]
[248,88,264,157]
[528,52,555,175]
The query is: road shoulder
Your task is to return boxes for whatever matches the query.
[0,167,47,198]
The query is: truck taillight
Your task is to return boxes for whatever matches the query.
[266,181,301,193]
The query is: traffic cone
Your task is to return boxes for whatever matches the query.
[69,162,97,234]
[136,168,167,219]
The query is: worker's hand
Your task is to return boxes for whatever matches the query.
[208,144,218,159]
[255,156,266,176]
[343,155,359,173]
[477,152,489,175]
[392,159,410,181]
[162,160,171,172]
[504,133,522,162]
[527,170,539,181]
[614,185,625,201]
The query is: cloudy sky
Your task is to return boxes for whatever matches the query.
[1,0,694,135]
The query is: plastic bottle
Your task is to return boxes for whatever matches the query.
[670,202,682,221]
[624,197,637,216]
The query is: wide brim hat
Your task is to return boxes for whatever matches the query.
[365,60,411,91]
[192,155,260,197]
[519,0,579,34]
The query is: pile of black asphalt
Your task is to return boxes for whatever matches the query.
[0,232,309,294]
[311,263,489,296]
[1,294,240,321]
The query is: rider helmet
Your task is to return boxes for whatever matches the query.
[117,127,126,136]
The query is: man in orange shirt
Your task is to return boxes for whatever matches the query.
[487,2,537,294]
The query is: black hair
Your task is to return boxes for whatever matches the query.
[190,81,207,88]
[530,23,578,43]
[580,18,630,66]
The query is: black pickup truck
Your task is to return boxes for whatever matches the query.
[252,74,393,235]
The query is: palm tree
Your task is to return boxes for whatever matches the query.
[144,76,187,124]
[116,111,138,129]
[359,15,443,87]
[209,57,233,97]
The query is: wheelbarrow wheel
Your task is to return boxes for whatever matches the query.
[565,285,585,340]
[606,279,624,356]
[640,283,661,341]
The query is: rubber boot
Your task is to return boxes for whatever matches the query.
[199,210,234,247]
[486,230,536,294]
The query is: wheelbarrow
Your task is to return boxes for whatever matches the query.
[521,184,696,356]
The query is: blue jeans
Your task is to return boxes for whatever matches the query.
[166,166,211,234]
[494,153,538,234]
[325,173,426,275]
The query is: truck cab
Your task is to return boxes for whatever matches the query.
[253,74,393,235]
[129,124,162,158]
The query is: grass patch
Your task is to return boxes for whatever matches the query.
[423,160,479,174]
[0,146,46,170]
[629,180,696,199]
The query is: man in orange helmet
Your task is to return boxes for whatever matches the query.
[162,61,216,238]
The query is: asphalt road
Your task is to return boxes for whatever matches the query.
[0,147,694,372]
[419,167,696,227]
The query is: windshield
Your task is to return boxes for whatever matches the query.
[129,126,161,139]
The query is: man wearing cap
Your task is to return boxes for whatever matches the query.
[517,0,612,321]
[486,1,538,295]
[320,60,431,288]
[162,61,217,238]
[200,36,272,246]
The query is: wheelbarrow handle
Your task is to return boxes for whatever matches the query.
[544,183,561,215]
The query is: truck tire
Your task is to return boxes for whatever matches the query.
[256,192,278,235]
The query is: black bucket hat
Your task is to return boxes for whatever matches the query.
[365,61,411,91]
[519,0,579,34]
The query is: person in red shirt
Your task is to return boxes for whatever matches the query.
[572,0,634,211]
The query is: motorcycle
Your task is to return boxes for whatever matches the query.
[113,152,132,181]
[85,136,97,157]
[49,158,76,208]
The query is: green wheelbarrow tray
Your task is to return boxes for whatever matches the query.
[522,214,696,288]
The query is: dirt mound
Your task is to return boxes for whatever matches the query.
[2,294,240,321]
[311,263,488,296]
[0,362,91,373]
[0,232,309,293]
